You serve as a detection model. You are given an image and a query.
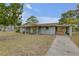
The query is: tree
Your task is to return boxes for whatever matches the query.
[0,3,8,31]
[59,4,79,31]
[0,3,23,26]
[8,3,23,25]
[59,17,76,24]
[26,16,39,34]
[0,3,6,25]
[0,3,23,31]
[62,10,76,18]
[59,10,76,24]
[26,16,38,25]
[76,4,79,24]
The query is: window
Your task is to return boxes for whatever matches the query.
[46,27,49,30]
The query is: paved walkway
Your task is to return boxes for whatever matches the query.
[46,35,79,56]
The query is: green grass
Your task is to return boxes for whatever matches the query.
[72,32,79,47]
[0,32,54,56]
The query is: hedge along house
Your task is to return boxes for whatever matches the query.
[20,23,72,36]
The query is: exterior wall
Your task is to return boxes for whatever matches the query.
[0,25,14,32]
[67,26,72,36]
[68,26,72,36]
[39,27,55,35]
[20,28,26,33]
[20,27,30,33]
[5,26,14,32]
[20,26,72,36]
[20,27,56,35]
[0,25,4,31]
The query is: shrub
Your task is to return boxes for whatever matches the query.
[16,28,20,33]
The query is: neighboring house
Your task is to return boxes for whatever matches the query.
[5,26,14,32]
[0,25,14,32]
[0,25,4,31]
[20,23,72,36]
[77,24,79,26]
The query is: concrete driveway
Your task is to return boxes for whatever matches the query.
[46,35,79,56]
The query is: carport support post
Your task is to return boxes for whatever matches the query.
[69,26,72,37]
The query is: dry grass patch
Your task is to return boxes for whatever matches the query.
[72,32,79,47]
[0,32,54,56]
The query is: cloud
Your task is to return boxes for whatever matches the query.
[25,4,32,9]
[37,17,60,24]
[24,4,39,13]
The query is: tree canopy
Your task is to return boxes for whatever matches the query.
[0,3,23,26]
[26,16,39,25]
[59,4,79,24]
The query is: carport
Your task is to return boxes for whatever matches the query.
[55,25,72,36]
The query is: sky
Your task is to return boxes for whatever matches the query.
[22,3,77,24]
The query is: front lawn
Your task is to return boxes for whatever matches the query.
[0,32,54,56]
[72,32,79,47]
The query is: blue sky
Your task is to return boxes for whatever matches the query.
[22,3,77,24]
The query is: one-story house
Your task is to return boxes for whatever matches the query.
[20,23,72,36]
